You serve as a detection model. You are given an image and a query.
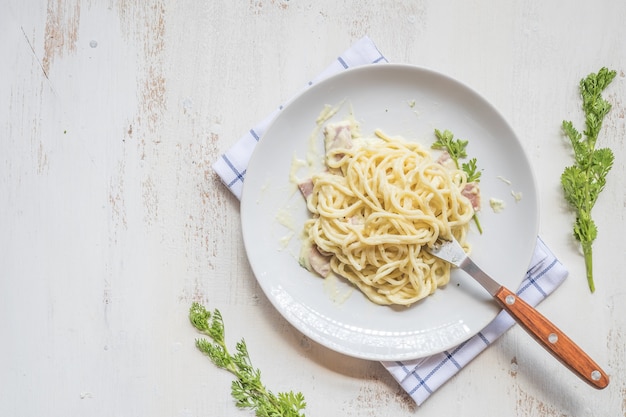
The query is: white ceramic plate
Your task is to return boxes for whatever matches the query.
[241,64,538,361]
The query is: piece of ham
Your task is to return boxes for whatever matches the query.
[308,245,332,277]
[462,182,481,211]
[324,120,354,155]
[297,178,314,199]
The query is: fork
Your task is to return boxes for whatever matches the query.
[428,237,609,389]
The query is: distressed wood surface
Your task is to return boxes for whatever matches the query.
[1,1,625,416]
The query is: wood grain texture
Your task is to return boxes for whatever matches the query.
[1,1,625,416]
[493,286,609,389]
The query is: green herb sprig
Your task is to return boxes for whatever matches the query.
[561,67,616,293]
[189,303,307,417]
[432,129,483,233]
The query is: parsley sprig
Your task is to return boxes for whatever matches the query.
[462,157,482,183]
[561,67,616,293]
[432,129,483,233]
[189,303,307,417]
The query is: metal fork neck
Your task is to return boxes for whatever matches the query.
[459,257,502,296]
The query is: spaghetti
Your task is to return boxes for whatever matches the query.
[300,120,476,306]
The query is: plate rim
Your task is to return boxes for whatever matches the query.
[240,63,539,360]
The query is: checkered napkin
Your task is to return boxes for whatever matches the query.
[212,36,568,405]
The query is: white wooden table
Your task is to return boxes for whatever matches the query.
[2,1,625,415]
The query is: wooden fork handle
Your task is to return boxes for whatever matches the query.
[494,286,609,389]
